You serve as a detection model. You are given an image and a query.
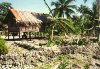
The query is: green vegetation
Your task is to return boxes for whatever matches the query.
[72,38,88,45]
[51,0,76,18]
[42,0,97,47]
[76,2,97,36]
[46,37,64,46]
[0,37,8,55]
[84,64,89,69]
[0,0,99,68]
[58,55,69,69]
[0,2,13,30]
[0,2,13,21]
[33,55,69,69]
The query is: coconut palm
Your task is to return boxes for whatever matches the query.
[51,0,76,18]
[43,0,76,40]
[75,3,98,36]
[83,0,100,41]
[96,0,100,41]
[43,0,53,16]
[46,17,75,40]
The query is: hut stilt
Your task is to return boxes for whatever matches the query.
[13,32,14,40]
[8,31,9,39]
[29,32,32,41]
[19,31,20,39]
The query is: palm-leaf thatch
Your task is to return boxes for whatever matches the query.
[3,9,49,32]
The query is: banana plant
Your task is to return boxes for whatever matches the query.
[43,0,76,40]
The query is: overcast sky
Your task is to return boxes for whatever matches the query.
[0,0,95,13]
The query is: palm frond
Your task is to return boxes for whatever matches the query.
[54,18,76,33]
[66,5,77,9]
[65,0,74,5]
[58,0,66,4]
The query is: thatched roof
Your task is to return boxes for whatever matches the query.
[9,9,48,26]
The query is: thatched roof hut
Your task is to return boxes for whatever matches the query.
[3,9,50,39]
[4,9,49,32]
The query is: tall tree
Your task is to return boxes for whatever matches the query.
[43,0,53,16]
[51,0,76,18]
[73,3,97,35]
[0,2,13,22]
[0,2,13,30]
[83,0,100,42]
[96,0,100,41]
[43,0,76,40]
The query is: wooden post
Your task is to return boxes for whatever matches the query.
[8,31,9,40]
[19,31,20,39]
[35,32,37,37]
[29,32,31,41]
[50,25,54,41]
[97,0,100,42]
[13,32,14,40]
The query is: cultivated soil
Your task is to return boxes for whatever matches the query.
[0,36,100,69]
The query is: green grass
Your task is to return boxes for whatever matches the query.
[0,37,8,55]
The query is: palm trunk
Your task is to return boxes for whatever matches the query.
[99,0,100,42]
[50,25,54,41]
[43,0,54,40]
[96,0,100,41]
[43,0,53,16]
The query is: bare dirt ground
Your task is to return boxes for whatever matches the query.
[0,35,100,69]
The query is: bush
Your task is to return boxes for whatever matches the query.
[46,40,55,47]
[58,55,69,69]
[72,38,87,45]
[84,64,89,69]
[46,37,64,47]
[0,38,8,55]
[54,37,64,45]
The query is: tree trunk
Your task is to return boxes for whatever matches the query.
[43,0,53,16]
[98,4,100,41]
[50,26,54,41]
[43,0,55,40]
[97,0,100,41]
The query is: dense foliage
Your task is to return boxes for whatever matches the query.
[0,2,13,30]
[73,2,97,35]
[51,0,76,18]
[43,0,98,45]
[0,37,8,55]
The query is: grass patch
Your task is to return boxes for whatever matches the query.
[0,37,8,55]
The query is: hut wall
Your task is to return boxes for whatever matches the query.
[20,25,40,32]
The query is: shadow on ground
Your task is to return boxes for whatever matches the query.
[14,42,39,51]
[5,37,48,41]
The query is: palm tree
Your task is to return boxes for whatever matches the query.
[43,0,76,40]
[46,17,75,40]
[83,0,100,41]
[43,0,53,16]
[96,0,100,41]
[78,3,98,22]
[75,3,97,35]
[51,0,76,18]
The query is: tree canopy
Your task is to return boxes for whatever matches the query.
[51,0,76,18]
[0,2,13,22]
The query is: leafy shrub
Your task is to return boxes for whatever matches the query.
[84,64,89,69]
[0,38,8,55]
[72,38,87,45]
[46,37,64,47]
[46,40,55,47]
[58,55,69,69]
[54,37,64,45]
